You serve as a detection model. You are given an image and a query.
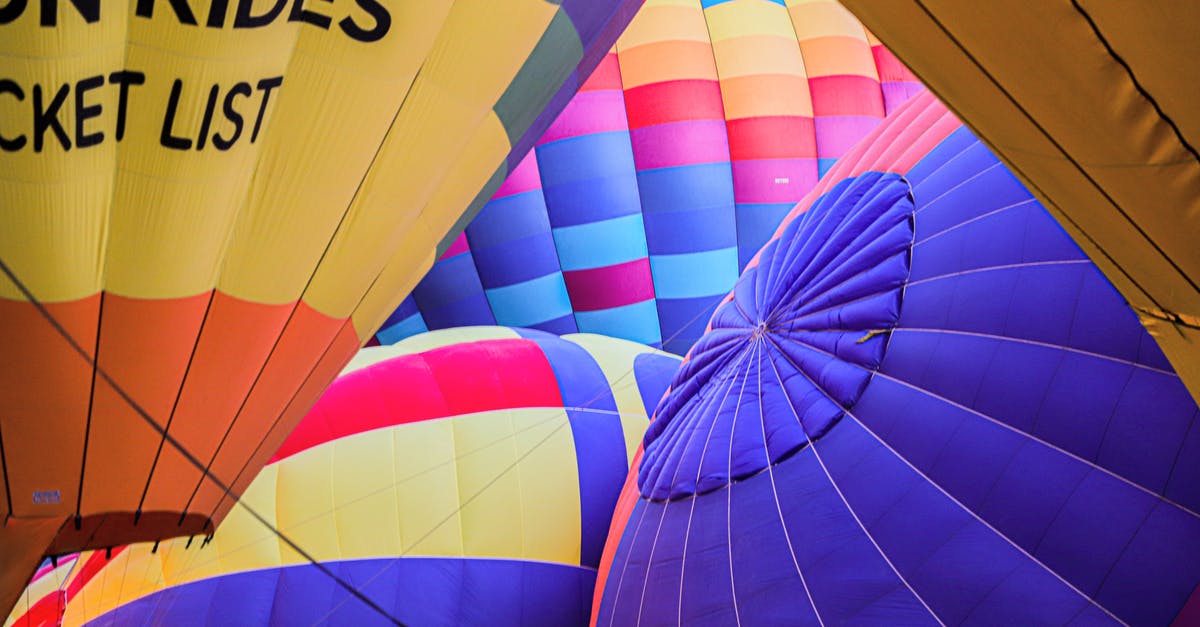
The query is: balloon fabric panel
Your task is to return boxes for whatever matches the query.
[374,0,924,355]
[594,92,1200,626]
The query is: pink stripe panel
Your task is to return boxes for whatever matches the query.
[438,232,471,261]
[732,159,819,203]
[814,116,884,161]
[539,90,631,145]
[492,151,543,198]
[563,258,655,312]
[629,120,731,170]
[272,338,564,461]
[809,75,886,117]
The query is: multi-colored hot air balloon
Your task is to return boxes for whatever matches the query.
[8,328,679,626]
[373,0,923,354]
[593,91,1200,626]
[841,1,1200,405]
[0,0,642,613]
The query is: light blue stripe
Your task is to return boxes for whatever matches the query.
[486,273,574,327]
[553,213,650,271]
[575,299,663,347]
[376,314,428,346]
[650,248,740,300]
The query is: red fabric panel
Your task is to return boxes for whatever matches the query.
[622,80,725,130]
[272,339,565,461]
[726,116,817,161]
[580,52,623,92]
[808,75,886,117]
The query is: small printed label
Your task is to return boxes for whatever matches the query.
[774,177,789,184]
[32,490,60,505]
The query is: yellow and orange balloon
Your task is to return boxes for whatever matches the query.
[0,0,642,613]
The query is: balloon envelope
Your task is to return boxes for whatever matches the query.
[18,328,678,627]
[594,92,1200,626]
[0,0,641,611]
[842,0,1200,405]
[374,0,922,355]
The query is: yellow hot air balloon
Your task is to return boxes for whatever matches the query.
[0,0,642,613]
[840,1,1200,405]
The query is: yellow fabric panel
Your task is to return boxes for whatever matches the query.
[391,418,464,557]
[841,0,1200,404]
[705,0,796,42]
[710,36,808,81]
[0,4,127,302]
[307,111,510,319]
[511,409,582,564]
[617,1,708,54]
[274,443,342,566]
[296,1,557,317]
[562,333,670,423]
[330,428,404,560]
[787,0,868,41]
[350,228,437,341]
[102,18,297,298]
[200,463,283,579]
[217,0,454,305]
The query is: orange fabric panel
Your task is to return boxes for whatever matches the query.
[78,294,210,518]
[590,445,645,627]
[0,296,98,520]
[0,518,62,621]
[208,319,361,525]
[140,293,294,514]
[188,303,348,518]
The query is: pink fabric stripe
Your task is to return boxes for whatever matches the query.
[492,151,542,198]
[563,258,655,311]
[732,158,819,203]
[438,232,470,261]
[630,120,731,170]
[814,116,884,161]
[539,90,631,145]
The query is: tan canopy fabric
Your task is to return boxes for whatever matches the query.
[842,0,1200,404]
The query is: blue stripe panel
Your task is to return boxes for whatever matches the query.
[411,253,496,329]
[655,295,724,356]
[734,201,793,270]
[574,299,663,348]
[636,163,736,254]
[702,0,784,6]
[375,296,428,345]
[552,213,650,271]
[517,329,627,569]
[467,188,565,288]
[375,313,428,346]
[649,248,739,300]
[538,131,643,227]
[816,158,839,178]
[87,558,596,627]
[633,352,685,418]
[485,273,575,328]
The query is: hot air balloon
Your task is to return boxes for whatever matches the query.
[0,0,642,614]
[841,1,1200,405]
[372,0,923,355]
[4,555,76,627]
[8,328,680,626]
[593,91,1200,626]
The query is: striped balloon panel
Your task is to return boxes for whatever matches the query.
[46,329,679,626]
[594,91,1200,626]
[377,0,922,356]
[0,2,644,601]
